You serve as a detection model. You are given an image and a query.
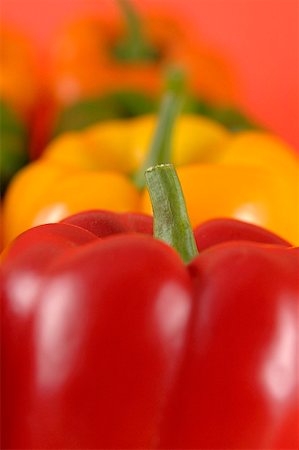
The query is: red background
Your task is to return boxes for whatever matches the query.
[1,0,298,149]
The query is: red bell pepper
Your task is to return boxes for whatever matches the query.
[1,164,298,449]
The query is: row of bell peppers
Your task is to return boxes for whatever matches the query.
[1,4,299,449]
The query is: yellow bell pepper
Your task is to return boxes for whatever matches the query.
[3,84,299,246]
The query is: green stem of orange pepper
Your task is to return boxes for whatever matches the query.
[113,0,159,62]
[133,67,185,189]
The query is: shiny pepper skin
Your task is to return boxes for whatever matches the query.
[1,210,298,449]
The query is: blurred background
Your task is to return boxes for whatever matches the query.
[1,0,298,248]
[1,0,299,149]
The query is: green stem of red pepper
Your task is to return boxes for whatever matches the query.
[133,67,185,189]
[145,163,198,264]
[114,0,159,62]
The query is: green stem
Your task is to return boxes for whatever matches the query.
[145,164,198,264]
[133,67,185,189]
[114,0,159,62]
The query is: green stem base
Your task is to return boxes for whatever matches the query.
[145,164,198,264]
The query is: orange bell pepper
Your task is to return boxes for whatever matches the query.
[3,77,299,246]
[48,1,236,107]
